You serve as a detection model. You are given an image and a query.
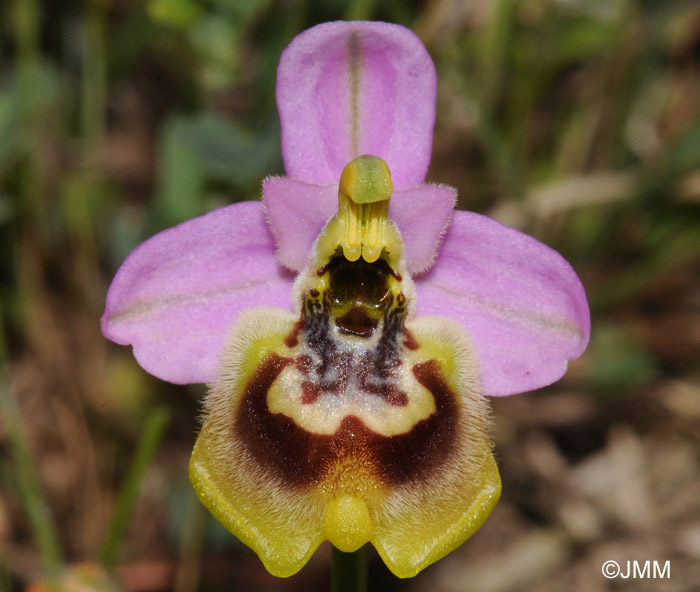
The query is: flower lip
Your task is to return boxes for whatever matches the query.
[191,299,501,578]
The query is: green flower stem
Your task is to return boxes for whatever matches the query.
[331,546,367,592]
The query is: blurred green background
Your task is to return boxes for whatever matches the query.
[1,0,699,591]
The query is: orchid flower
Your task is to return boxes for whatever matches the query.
[102,21,590,579]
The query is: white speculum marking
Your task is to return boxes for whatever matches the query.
[267,323,436,437]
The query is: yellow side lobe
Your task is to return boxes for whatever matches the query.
[189,309,326,578]
[369,316,502,578]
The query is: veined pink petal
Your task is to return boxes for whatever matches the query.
[277,21,436,187]
[102,202,295,384]
[414,211,590,397]
[263,177,454,274]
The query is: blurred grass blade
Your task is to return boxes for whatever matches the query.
[344,0,378,21]
[99,407,169,569]
[155,113,280,226]
[0,555,9,592]
[156,117,205,226]
[82,0,107,157]
[173,492,206,592]
[0,314,63,573]
[478,0,516,111]
[0,387,64,573]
